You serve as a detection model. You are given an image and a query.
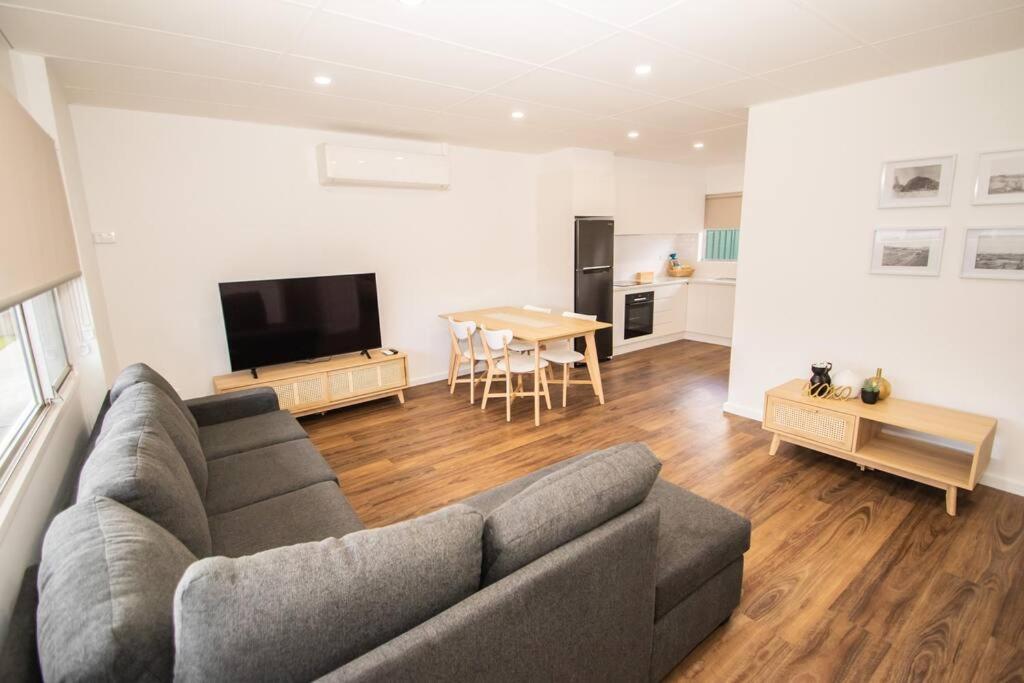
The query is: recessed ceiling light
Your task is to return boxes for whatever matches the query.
[627,131,640,139]
[394,156,405,161]
[634,64,652,76]
[693,142,704,149]
[313,75,332,86]
[510,111,525,120]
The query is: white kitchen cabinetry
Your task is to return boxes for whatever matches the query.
[686,283,735,339]
[614,157,705,235]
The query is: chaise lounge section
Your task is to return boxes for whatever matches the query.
[4,363,750,681]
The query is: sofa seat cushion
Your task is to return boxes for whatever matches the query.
[204,439,338,516]
[37,497,196,683]
[78,416,212,558]
[174,504,483,682]
[647,480,751,620]
[481,442,661,586]
[101,382,208,499]
[111,363,198,436]
[198,410,307,461]
[208,481,365,557]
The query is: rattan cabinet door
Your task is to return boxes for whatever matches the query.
[765,396,856,452]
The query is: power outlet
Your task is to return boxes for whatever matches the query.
[92,231,117,244]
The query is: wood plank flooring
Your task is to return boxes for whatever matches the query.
[301,339,1024,682]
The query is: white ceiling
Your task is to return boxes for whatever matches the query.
[2,0,1023,165]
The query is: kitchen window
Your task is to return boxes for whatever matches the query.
[702,192,741,262]
[0,287,71,489]
[702,228,740,261]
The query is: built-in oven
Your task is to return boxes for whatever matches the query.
[624,291,654,339]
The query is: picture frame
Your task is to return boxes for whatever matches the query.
[870,227,945,276]
[961,227,1024,280]
[879,155,956,208]
[972,149,1024,205]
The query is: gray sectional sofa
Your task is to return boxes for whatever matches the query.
[2,363,750,682]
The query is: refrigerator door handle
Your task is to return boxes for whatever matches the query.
[581,265,612,271]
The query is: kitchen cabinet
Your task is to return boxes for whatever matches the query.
[614,157,705,235]
[613,281,687,347]
[686,283,735,339]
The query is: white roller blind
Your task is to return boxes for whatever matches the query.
[704,192,742,229]
[0,86,80,310]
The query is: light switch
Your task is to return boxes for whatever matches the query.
[92,231,117,244]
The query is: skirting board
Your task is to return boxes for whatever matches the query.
[721,400,1024,496]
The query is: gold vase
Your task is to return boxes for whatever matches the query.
[866,368,891,400]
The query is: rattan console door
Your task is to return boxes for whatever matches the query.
[764,396,856,452]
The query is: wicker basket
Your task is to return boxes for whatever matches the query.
[667,265,695,277]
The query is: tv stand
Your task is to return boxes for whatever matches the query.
[213,349,408,417]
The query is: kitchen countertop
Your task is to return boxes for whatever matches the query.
[613,277,736,290]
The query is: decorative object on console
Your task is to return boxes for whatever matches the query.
[972,149,1024,205]
[802,382,854,400]
[870,227,945,276]
[864,368,891,400]
[961,227,1024,280]
[879,155,956,208]
[809,361,832,393]
[860,383,880,404]
[833,369,861,393]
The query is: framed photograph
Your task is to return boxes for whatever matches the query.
[870,227,945,276]
[879,155,956,208]
[961,227,1024,280]
[973,149,1024,205]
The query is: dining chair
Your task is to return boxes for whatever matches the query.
[540,311,597,408]
[479,326,551,422]
[447,317,497,404]
[507,304,552,353]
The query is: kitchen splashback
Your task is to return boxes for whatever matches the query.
[614,233,697,281]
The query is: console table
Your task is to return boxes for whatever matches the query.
[762,379,997,516]
[213,349,408,417]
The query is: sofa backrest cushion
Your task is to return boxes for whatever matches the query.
[481,442,661,586]
[101,382,208,499]
[79,416,212,557]
[174,504,483,681]
[111,363,198,436]
[37,497,196,683]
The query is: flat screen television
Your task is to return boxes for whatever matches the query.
[218,273,382,371]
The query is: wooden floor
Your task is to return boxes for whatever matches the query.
[302,340,1024,682]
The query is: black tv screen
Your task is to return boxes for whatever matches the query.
[218,273,382,371]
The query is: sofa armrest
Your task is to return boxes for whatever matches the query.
[185,388,280,426]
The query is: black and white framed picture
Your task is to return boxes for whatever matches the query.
[870,227,945,276]
[879,155,956,208]
[973,149,1024,205]
[961,227,1024,280]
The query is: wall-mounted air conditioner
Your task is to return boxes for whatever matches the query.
[316,143,450,190]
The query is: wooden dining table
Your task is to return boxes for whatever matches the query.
[440,306,612,426]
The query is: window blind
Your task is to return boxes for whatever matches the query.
[704,193,742,229]
[0,87,80,310]
[704,229,740,261]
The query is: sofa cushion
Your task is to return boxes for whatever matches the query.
[101,382,207,499]
[647,479,751,620]
[204,439,338,516]
[208,481,365,557]
[79,417,212,557]
[459,452,588,515]
[174,504,482,682]
[110,363,198,436]
[481,442,661,586]
[37,497,196,683]
[198,409,307,461]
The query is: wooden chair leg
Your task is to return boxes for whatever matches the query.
[562,363,569,408]
[481,369,493,410]
[539,369,551,410]
[469,361,475,404]
[505,372,512,422]
[449,358,460,395]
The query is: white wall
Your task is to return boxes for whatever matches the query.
[704,162,745,195]
[727,49,1024,494]
[0,52,113,647]
[70,106,541,397]
[615,156,705,234]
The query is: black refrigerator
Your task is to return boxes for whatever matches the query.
[574,216,614,360]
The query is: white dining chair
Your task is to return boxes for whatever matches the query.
[479,326,551,422]
[540,311,597,408]
[447,317,498,404]
[507,304,551,353]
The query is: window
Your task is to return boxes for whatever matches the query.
[702,228,740,261]
[0,287,71,486]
